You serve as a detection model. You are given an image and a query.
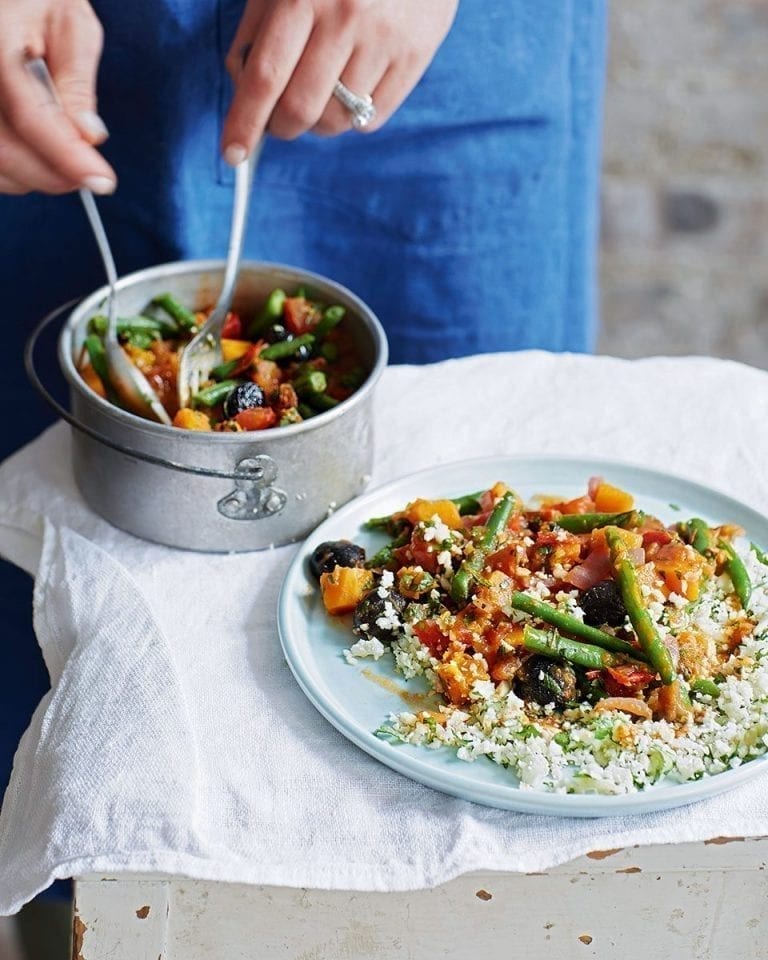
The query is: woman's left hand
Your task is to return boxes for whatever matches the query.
[221,0,458,164]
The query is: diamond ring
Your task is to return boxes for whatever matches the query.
[332,80,377,130]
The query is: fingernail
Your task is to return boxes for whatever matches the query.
[224,143,247,167]
[81,175,116,195]
[76,110,109,140]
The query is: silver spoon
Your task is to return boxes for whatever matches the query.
[26,58,171,425]
[177,142,260,410]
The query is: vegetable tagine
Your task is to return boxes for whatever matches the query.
[78,288,366,430]
[312,478,768,794]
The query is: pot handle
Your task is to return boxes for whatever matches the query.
[24,300,281,484]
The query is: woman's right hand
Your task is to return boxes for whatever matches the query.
[0,0,116,195]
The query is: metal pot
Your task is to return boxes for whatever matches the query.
[56,260,388,552]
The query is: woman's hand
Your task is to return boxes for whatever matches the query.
[0,0,115,195]
[222,0,458,164]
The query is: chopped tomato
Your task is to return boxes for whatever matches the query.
[554,495,595,515]
[283,297,318,335]
[413,620,451,658]
[221,312,243,339]
[233,407,277,431]
[601,664,657,697]
[228,343,259,377]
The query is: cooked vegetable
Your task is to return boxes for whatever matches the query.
[309,541,366,580]
[509,592,641,658]
[80,286,366,431]
[521,624,637,671]
[678,517,711,555]
[605,527,677,684]
[514,656,578,709]
[223,382,265,418]
[718,537,752,610]
[579,579,627,628]
[320,566,375,616]
[352,589,408,643]
[151,292,198,330]
[555,510,636,534]
[451,491,516,603]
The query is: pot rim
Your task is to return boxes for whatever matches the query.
[58,258,388,443]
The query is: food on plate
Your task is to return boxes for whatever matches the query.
[314,478,768,794]
[77,288,366,430]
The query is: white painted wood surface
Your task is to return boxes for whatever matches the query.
[73,837,768,960]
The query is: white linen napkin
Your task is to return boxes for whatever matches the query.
[1,352,768,914]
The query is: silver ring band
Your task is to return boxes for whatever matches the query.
[333,80,377,130]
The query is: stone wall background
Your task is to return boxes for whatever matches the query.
[598,0,768,368]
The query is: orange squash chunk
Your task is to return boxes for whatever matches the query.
[594,482,634,513]
[320,566,374,616]
[404,498,463,529]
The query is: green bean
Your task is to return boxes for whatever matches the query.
[678,518,711,555]
[691,678,721,699]
[605,527,677,684]
[366,530,410,570]
[451,491,516,604]
[297,402,316,420]
[320,342,339,362]
[718,538,752,610]
[89,314,176,337]
[151,293,198,330]
[555,510,637,534]
[309,392,340,412]
[522,625,637,671]
[452,490,485,516]
[192,379,238,408]
[260,334,315,361]
[312,304,346,338]
[210,358,239,380]
[248,288,287,337]
[84,334,112,391]
[294,369,327,398]
[751,542,768,566]
[509,593,647,659]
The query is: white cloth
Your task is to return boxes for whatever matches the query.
[1,352,768,915]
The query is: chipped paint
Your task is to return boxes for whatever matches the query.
[72,915,87,960]
[579,934,593,945]
[616,867,642,874]
[586,848,623,860]
[475,889,493,901]
[704,836,745,845]
[136,905,151,919]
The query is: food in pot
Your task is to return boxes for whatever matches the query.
[315,477,768,794]
[77,288,367,430]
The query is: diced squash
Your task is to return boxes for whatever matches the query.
[320,566,374,615]
[435,643,490,705]
[221,338,252,361]
[404,498,463,529]
[594,482,634,513]
[173,408,212,431]
[80,361,106,398]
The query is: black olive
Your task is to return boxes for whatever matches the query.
[514,656,578,709]
[294,343,312,362]
[265,323,291,344]
[580,579,627,627]
[223,382,266,418]
[352,589,408,644]
[309,540,366,580]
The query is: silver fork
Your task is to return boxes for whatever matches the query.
[177,143,260,409]
[26,57,172,426]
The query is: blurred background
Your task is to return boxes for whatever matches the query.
[599,0,768,369]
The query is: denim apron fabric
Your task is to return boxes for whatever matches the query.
[0,0,606,870]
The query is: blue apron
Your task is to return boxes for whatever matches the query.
[0,0,606,872]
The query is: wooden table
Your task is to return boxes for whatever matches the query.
[72,837,767,960]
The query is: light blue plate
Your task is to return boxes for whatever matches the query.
[278,456,768,817]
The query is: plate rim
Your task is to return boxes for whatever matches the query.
[278,453,768,816]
